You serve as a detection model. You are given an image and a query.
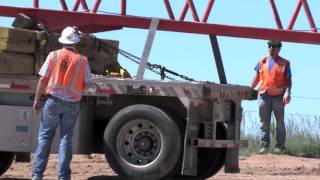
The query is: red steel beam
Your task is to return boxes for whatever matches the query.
[0,6,320,44]
[269,0,283,29]
[80,0,90,12]
[76,25,122,32]
[300,0,317,32]
[202,0,215,23]
[72,0,81,11]
[287,1,302,30]
[179,1,189,21]
[33,0,39,8]
[163,0,175,20]
[60,0,68,11]
[121,0,126,15]
[92,0,101,13]
[187,0,199,22]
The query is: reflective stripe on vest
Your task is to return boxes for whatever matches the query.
[47,50,83,98]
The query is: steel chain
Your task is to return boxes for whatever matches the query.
[118,49,176,80]
[92,35,213,83]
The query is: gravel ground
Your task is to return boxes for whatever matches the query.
[1,153,320,180]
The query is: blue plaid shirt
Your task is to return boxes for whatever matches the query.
[39,49,92,102]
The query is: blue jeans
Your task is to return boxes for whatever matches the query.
[32,96,80,180]
[259,96,286,149]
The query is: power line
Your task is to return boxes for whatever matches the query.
[244,110,320,117]
[291,96,320,100]
[251,95,320,100]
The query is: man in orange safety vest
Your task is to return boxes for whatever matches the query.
[32,26,92,180]
[250,40,292,155]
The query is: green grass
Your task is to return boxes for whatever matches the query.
[240,112,320,158]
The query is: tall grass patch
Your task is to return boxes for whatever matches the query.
[240,111,320,158]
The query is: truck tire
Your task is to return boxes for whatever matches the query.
[103,104,182,180]
[197,147,226,179]
[0,152,15,176]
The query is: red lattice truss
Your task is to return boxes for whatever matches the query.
[0,0,319,44]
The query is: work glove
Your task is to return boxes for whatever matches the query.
[85,82,98,94]
[283,90,291,105]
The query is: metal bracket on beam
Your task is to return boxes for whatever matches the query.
[192,139,248,148]
[209,35,227,84]
[135,18,159,80]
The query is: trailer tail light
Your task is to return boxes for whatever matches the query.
[11,83,31,90]
[96,87,116,94]
[0,82,31,90]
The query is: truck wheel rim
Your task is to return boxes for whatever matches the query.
[117,119,162,167]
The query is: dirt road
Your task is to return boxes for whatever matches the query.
[1,154,319,180]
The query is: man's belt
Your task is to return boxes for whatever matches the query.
[266,87,285,94]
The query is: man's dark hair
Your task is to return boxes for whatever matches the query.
[268,40,282,48]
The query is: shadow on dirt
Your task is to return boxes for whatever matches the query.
[88,176,125,180]
[0,176,204,180]
[0,179,29,180]
[88,176,204,180]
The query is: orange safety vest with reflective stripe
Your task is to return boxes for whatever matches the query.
[46,48,86,101]
[258,56,289,96]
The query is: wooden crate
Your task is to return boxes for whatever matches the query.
[77,38,121,75]
[77,38,119,60]
[0,51,34,75]
[45,35,124,76]
[0,27,41,54]
[0,26,126,76]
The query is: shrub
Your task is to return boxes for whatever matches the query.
[240,112,320,158]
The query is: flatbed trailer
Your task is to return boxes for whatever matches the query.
[0,67,255,179]
[0,72,255,179]
[0,0,319,179]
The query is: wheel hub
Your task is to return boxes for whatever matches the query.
[117,120,161,166]
[135,136,152,151]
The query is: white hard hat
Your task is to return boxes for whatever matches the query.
[58,26,80,44]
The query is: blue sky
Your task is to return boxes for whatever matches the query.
[0,0,320,115]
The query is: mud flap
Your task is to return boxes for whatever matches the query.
[225,104,242,173]
[181,100,201,176]
[224,121,240,173]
